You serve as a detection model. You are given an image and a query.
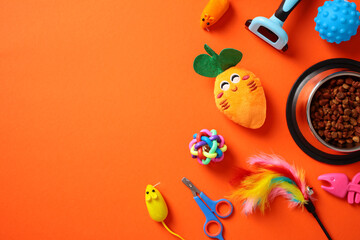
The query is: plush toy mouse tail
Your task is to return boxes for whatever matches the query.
[162,221,185,240]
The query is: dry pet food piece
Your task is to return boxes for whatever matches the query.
[310,76,360,148]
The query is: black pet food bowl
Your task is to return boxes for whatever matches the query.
[286,58,360,165]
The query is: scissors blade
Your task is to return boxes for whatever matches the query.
[182,177,201,197]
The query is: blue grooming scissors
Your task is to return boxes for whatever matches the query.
[182,177,233,240]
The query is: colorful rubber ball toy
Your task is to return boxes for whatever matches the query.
[189,129,227,165]
[315,0,360,44]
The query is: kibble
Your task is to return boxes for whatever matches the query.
[343,84,350,89]
[344,108,352,115]
[337,92,345,99]
[310,76,360,148]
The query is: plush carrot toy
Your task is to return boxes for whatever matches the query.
[200,0,229,30]
[193,44,266,129]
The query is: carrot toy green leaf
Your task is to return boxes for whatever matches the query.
[194,44,242,77]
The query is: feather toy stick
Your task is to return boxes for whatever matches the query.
[230,154,332,240]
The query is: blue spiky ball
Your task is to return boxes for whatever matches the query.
[315,0,360,44]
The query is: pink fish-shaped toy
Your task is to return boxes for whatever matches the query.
[318,172,360,204]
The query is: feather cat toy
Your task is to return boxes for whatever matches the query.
[230,154,332,240]
[193,44,266,129]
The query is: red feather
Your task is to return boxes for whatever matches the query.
[229,167,253,187]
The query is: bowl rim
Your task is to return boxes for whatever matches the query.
[306,71,360,153]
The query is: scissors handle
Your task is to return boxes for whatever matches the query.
[200,192,233,218]
[194,196,224,240]
[204,220,225,240]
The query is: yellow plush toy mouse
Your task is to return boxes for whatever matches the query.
[145,184,185,239]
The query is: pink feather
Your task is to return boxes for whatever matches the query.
[268,188,288,202]
[242,199,256,214]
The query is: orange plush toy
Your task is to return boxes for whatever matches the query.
[193,44,266,129]
[200,0,229,30]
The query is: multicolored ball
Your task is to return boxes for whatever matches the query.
[189,129,227,165]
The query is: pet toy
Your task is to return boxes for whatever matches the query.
[193,44,266,129]
[245,0,302,51]
[315,0,360,44]
[200,0,229,30]
[189,129,227,165]
[145,184,185,239]
[318,172,360,204]
[230,154,332,240]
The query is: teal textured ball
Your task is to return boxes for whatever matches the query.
[315,0,360,43]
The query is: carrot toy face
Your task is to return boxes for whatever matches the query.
[193,44,266,129]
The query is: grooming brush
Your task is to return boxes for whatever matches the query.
[245,0,302,51]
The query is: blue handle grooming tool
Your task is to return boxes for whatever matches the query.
[245,0,302,51]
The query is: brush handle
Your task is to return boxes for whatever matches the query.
[274,0,301,22]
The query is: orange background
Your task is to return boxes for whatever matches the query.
[1,0,360,239]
